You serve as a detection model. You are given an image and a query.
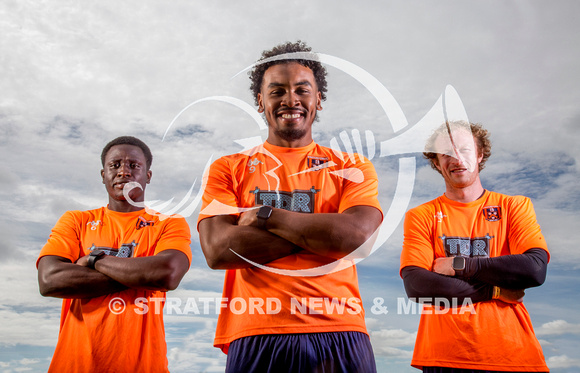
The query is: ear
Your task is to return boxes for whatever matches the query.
[101,169,105,184]
[433,157,442,172]
[257,93,264,113]
[316,91,322,111]
[146,170,152,184]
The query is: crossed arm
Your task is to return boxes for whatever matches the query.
[402,248,548,305]
[38,249,190,299]
[199,205,383,270]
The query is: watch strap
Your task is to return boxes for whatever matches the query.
[88,250,105,270]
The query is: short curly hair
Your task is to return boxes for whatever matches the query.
[249,40,328,106]
[423,121,491,174]
[101,136,153,170]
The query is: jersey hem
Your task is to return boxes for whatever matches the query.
[411,360,549,372]
[215,325,369,353]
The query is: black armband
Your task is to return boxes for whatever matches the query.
[461,248,548,289]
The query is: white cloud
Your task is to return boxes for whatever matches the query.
[536,320,580,337]
[546,354,580,369]
[370,328,416,358]
[0,358,48,373]
[167,328,227,373]
[0,308,60,347]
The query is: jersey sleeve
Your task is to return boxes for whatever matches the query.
[507,196,549,259]
[400,206,436,275]
[337,157,382,216]
[197,157,240,230]
[154,215,193,265]
[37,211,83,267]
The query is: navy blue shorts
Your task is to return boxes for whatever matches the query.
[226,331,376,373]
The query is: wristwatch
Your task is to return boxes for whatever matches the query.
[452,256,466,276]
[88,249,106,269]
[256,205,273,229]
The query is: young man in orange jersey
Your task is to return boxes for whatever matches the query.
[198,41,383,372]
[37,136,192,372]
[400,122,549,372]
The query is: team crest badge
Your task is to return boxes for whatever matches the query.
[483,206,501,222]
[136,216,155,230]
[307,156,329,170]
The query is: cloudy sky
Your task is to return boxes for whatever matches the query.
[1,1,579,372]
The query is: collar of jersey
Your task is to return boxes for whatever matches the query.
[263,140,316,154]
[440,190,489,207]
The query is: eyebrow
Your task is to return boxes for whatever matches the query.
[107,158,143,164]
[267,81,313,89]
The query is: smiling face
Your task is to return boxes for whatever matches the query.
[257,62,322,148]
[101,144,152,212]
[433,129,483,190]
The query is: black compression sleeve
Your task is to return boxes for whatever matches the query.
[401,266,493,304]
[461,248,548,289]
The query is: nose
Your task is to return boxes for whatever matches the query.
[117,163,131,177]
[447,147,465,166]
[281,91,299,107]
[452,154,465,166]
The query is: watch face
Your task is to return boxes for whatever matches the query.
[257,206,273,219]
[453,256,465,270]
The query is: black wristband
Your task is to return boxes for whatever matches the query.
[88,250,106,269]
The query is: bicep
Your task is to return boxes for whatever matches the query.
[38,255,73,275]
[154,249,190,278]
[341,205,383,237]
[199,215,237,246]
[198,215,238,262]
[37,255,74,296]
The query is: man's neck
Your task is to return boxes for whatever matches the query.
[265,136,313,148]
[108,199,144,213]
[444,181,485,203]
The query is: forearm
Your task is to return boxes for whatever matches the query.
[461,248,548,289]
[199,216,301,269]
[38,257,127,299]
[265,206,382,259]
[93,250,189,291]
[402,266,493,304]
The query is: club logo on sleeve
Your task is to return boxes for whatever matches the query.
[483,206,502,222]
[136,216,155,230]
